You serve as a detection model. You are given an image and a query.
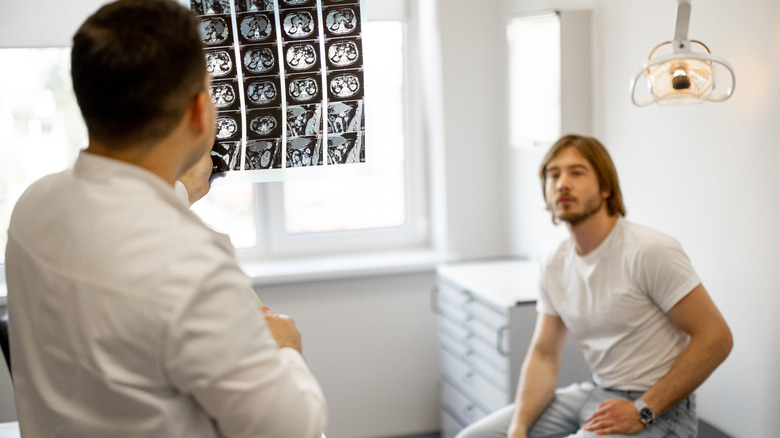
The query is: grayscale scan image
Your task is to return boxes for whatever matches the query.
[326,38,360,69]
[327,132,363,164]
[285,42,319,72]
[323,6,359,37]
[245,139,282,170]
[205,49,235,78]
[287,104,322,137]
[199,16,232,46]
[328,70,363,101]
[211,141,241,172]
[246,77,280,107]
[279,0,316,9]
[328,100,363,133]
[236,0,275,12]
[286,137,322,167]
[281,9,317,41]
[216,113,241,141]
[287,74,320,103]
[209,80,239,111]
[242,45,278,75]
[238,13,275,43]
[322,0,359,5]
[190,0,232,15]
[247,108,283,139]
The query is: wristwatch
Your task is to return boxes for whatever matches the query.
[634,398,656,427]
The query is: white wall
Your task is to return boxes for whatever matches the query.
[508,0,780,436]
[253,272,441,438]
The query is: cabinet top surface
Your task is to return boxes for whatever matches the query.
[436,259,540,308]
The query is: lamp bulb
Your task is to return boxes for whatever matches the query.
[672,74,691,90]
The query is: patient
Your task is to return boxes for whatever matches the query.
[4,1,327,437]
[456,135,732,438]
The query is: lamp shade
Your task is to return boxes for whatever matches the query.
[630,40,735,106]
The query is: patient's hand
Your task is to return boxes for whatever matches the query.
[261,306,303,354]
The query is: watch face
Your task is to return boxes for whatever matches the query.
[639,407,655,425]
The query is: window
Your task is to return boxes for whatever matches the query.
[0,48,87,265]
[1,0,431,277]
[507,12,561,149]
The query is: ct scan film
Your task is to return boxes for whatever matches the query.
[189,0,366,182]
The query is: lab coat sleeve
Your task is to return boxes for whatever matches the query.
[162,241,327,438]
[174,180,191,207]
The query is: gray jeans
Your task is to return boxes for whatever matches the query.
[454,382,698,438]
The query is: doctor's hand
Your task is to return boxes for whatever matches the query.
[261,306,303,354]
[582,398,644,436]
[179,151,213,205]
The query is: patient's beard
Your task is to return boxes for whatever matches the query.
[556,194,604,226]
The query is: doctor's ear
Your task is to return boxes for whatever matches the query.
[187,90,216,138]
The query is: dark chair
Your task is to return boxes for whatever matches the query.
[0,313,10,379]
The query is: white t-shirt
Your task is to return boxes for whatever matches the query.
[6,152,327,438]
[537,218,701,390]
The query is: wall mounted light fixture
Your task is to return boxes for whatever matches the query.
[629,0,735,106]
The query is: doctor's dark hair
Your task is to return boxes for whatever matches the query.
[539,134,626,221]
[71,0,206,148]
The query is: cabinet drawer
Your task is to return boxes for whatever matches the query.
[441,380,488,427]
[438,281,471,308]
[440,408,464,438]
[465,317,506,353]
[439,316,509,378]
[438,299,471,327]
[439,281,505,327]
[440,347,508,412]
[438,312,470,340]
[464,297,504,328]
[440,334,508,391]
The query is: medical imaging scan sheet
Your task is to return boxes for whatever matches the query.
[189,0,366,182]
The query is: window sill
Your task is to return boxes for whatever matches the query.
[240,248,448,286]
[0,248,448,305]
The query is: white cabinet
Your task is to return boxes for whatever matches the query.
[435,259,591,438]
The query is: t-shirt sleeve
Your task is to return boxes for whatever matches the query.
[634,234,702,313]
[536,256,559,316]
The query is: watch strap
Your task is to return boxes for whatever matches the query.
[634,398,656,426]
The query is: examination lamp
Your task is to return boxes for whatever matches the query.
[629,0,735,106]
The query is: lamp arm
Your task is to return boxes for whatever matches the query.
[673,0,692,50]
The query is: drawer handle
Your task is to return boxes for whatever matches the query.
[462,404,475,419]
[461,371,474,386]
[496,325,509,356]
[460,349,474,361]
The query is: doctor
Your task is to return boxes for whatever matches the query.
[5,0,327,437]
